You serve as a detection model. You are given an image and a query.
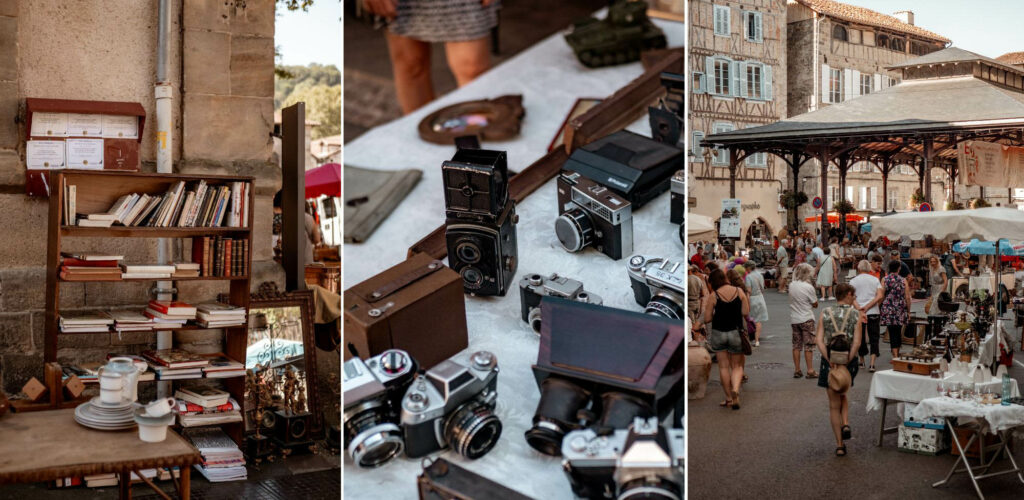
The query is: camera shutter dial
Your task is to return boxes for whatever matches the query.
[555,208,594,252]
[380,350,410,375]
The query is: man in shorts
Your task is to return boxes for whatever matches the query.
[790,263,819,379]
[777,241,790,293]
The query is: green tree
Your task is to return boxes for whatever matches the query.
[275,63,341,108]
[284,84,341,139]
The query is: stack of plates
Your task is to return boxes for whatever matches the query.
[74,397,137,431]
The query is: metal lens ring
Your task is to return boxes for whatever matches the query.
[460,266,484,288]
[555,208,594,252]
[347,422,404,468]
[455,241,482,264]
[444,400,503,459]
[645,295,682,320]
[617,478,682,500]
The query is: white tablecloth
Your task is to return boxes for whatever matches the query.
[342,17,686,500]
[866,369,1019,412]
[912,396,1024,434]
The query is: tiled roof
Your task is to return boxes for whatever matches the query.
[793,0,951,44]
[997,52,1024,65]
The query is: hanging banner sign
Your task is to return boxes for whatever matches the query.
[959,141,1024,188]
[720,198,741,238]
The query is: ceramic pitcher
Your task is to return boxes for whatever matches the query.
[98,357,142,402]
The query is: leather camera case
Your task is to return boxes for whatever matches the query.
[344,253,469,369]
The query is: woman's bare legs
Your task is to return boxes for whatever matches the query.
[385,32,435,114]
[444,37,491,87]
[716,351,733,403]
[828,389,845,448]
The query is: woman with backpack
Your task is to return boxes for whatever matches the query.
[704,268,750,410]
[815,283,863,457]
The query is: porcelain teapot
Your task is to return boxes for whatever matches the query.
[98,357,143,403]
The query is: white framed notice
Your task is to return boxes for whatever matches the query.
[67,114,104,137]
[65,139,104,169]
[101,115,139,139]
[26,140,66,169]
[30,112,68,137]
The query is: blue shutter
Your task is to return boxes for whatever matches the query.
[705,56,715,94]
[764,64,773,101]
[731,60,741,97]
[692,131,705,157]
[755,13,763,42]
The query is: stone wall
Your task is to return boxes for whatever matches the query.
[0,0,283,394]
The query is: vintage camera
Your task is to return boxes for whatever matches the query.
[627,255,685,320]
[648,72,684,147]
[669,170,683,225]
[519,273,602,333]
[443,147,519,296]
[562,417,684,500]
[401,350,503,459]
[556,171,633,260]
[342,349,418,467]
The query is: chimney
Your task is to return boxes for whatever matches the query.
[893,10,914,25]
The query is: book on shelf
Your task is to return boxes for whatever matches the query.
[201,355,245,378]
[172,262,201,278]
[61,257,119,267]
[183,428,247,482]
[84,473,116,488]
[59,310,113,333]
[179,410,243,428]
[152,365,203,380]
[176,398,241,415]
[75,218,114,228]
[175,387,230,407]
[148,300,197,316]
[64,179,251,229]
[192,237,248,277]
[142,349,209,369]
[122,264,176,274]
[107,310,155,331]
[144,308,194,322]
[61,252,124,262]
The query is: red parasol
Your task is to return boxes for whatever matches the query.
[305,163,341,199]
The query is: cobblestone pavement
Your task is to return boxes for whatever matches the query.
[689,289,1024,499]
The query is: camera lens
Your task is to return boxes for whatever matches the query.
[596,392,654,429]
[617,477,682,500]
[645,295,683,320]
[555,208,594,253]
[528,307,543,334]
[461,267,484,288]
[455,241,482,264]
[444,400,503,459]
[345,403,404,468]
[525,377,591,456]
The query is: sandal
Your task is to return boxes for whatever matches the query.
[835,445,847,457]
[719,400,733,407]
[841,425,852,440]
[869,365,876,372]
[793,370,803,378]
[731,396,740,410]
[806,371,818,379]
[742,375,749,383]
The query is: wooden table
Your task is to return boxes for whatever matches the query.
[0,409,201,499]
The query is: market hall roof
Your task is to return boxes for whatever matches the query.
[704,48,1024,147]
[888,47,1024,75]
[790,0,950,44]
[997,51,1024,66]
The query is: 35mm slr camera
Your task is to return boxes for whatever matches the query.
[519,273,602,333]
[627,255,685,320]
[555,171,633,260]
[401,350,503,459]
[562,417,684,500]
[343,349,418,468]
[443,148,519,296]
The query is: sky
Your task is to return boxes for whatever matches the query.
[275,1,342,68]
[845,0,1024,57]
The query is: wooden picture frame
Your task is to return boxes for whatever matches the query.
[246,285,323,440]
[547,98,602,153]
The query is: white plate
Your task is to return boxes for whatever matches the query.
[90,396,134,409]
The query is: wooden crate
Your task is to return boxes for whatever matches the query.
[892,358,940,376]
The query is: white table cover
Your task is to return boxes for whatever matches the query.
[912,396,1024,434]
[866,369,1019,412]
[342,17,686,500]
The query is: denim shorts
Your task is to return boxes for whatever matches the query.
[709,328,743,354]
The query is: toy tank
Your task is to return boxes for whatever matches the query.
[564,0,668,68]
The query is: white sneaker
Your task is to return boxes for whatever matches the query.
[754,340,760,347]
[828,296,836,301]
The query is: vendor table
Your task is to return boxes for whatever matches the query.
[0,408,201,499]
[866,369,1019,446]
[343,15,685,500]
[912,397,1024,499]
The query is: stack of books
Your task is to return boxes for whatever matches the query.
[196,303,247,328]
[107,310,156,332]
[59,253,123,281]
[59,311,113,333]
[175,387,243,427]
[192,236,249,277]
[121,264,175,279]
[68,181,251,229]
[184,428,247,482]
[172,262,201,278]
[201,355,245,378]
[144,300,197,327]
[142,348,210,380]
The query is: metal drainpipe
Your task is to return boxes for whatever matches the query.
[155,0,174,398]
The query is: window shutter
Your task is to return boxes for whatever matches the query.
[699,73,708,93]
[846,186,853,203]
[874,73,883,91]
[843,68,853,101]
[755,13,763,42]
[705,56,715,93]
[692,131,705,157]
[860,186,867,209]
[870,186,878,209]
[822,63,831,103]
[852,69,861,96]
[763,65,773,100]
[731,60,742,97]
[742,11,749,40]
[737,61,748,98]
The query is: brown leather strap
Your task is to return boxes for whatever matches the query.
[360,259,444,302]
[407,147,568,259]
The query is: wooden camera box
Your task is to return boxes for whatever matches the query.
[898,423,949,456]
[344,253,468,369]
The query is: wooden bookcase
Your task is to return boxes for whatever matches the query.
[44,170,254,445]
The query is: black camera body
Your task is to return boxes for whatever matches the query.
[342,349,418,468]
[627,255,686,321]
[556,171,633,261]
[518,273,602,333]
[670,170,684,225]
[648,72,684,147]
[443,148,519,296]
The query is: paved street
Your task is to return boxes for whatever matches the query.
[689,289,1024,499]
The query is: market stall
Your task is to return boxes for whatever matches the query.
[342,13,684,500]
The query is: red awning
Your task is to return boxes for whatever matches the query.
[804,212,865,223]
[305,163,341,199]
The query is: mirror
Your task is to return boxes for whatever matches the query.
[244,286,323,443]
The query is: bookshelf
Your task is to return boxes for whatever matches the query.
[44,170,254,445]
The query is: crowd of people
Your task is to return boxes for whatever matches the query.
[687,224,1019,456]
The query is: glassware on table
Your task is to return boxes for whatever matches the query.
[1003,374,1013,406]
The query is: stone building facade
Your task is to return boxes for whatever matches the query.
[689,0,788,244]
[785,0,949,222]
[0,0,282,394]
